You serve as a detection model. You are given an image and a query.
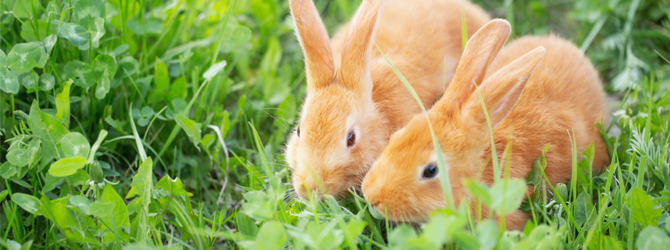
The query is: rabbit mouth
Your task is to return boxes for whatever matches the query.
[370,203,431,224]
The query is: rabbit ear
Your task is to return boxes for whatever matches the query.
[461,46,547,129]
[339,0,383,90]
[434,19,511,114]
[290,0,335,89]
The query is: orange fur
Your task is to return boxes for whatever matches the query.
[361,19,610,230]
[286,0,491,199]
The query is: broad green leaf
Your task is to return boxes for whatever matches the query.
[100,184,130,244]
[254,221,287,250]
[464,179,492,206]
[72,0,105,23]
[26,138,41,166]
[115,56,138,78]
[490,178,527,216]
[88,54,117,79]
[389,225,418,248]
[6,42,45,74]
[20,20,49,42]
[48,157,86,177]
[61,132,91,158]
[42,34,58,54]
[29,102,69,160]
[126,157,153,200]
[575,191,595,226]
[165,98,187,119]
[44,1,62,18]
[203,60,227,81]
[627,187,662,227]
[95,76,111,99]
[155,175,193,197]
[7,146,30,167]
[59,18,105,50]
[453,231,480,250]
[95,77,110,100]
[20,71,39,92]
[63,60,94,87]
[55,81,72,128]
[67,169,89,187]
[40,197,99,244]
[0,162,19,179]
[68,195,92,215]
[12,0,42,19]
[88,55,116,99]
[39,73,55,91]
[421,210,467,247]
[305,221,344,250]
[577,142,595,193]
[167,77,187,101]
[476,220,500,250]
[241,191,274,220]
[12,193,41,214]
[42,173,65,193]
[126,197,142,216]
[105,115,126,131]
[59,22,89,47]
[149,58,169,103]
[89,202,114,218]
[236,213,259,239]
[637,226,670,250]
[0,67,20,94]
[174,114,202,149]
[516,225,562,249]
[58,0,106,50]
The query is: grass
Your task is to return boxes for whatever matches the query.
[0,0,669,249]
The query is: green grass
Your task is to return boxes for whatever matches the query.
[0,0,669,249]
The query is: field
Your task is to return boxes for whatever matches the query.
[1,0,670,249]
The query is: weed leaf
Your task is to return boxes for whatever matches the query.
[12,193,42,214]
[48,157,86,177]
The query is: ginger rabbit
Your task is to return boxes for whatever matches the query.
[362,19,610,230]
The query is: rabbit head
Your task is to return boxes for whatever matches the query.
[286,0,389,199]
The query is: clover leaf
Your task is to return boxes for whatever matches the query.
[6,42,47,74]
[58,0,106,50]
[132,107,155,127]
[20,71,39,93]
[0,67,20,94]
[165,98,187,119]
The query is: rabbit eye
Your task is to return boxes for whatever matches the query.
[347,131,356,148]
[297,126,300,137]
[422,164,438,179]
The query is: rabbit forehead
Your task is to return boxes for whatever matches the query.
[300,85,361,135]
[296,85,367,165]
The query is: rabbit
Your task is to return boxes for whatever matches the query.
[285,0,491,199]
[361,19,610,230]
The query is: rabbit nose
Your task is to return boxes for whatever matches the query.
[297,175,328,198]
[364,192,381,209]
